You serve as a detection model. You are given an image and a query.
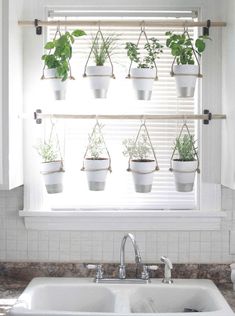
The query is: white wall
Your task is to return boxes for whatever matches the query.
[0,0,23,189]
[221,0,235,190]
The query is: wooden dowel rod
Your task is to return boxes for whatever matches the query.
[34,113,226,121]
[18,20,227,28]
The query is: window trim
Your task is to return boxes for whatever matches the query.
[19,209,226,231]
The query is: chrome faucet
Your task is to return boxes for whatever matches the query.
[119,233,142,279]
[87,233,158,283]
[161,256,173,284]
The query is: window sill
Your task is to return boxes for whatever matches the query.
[19,210,226,231]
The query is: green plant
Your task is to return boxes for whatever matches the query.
[165,31,210,65]
[174,134,197,161]
[125,38,163,68]
[42,29,86,81]
[123,134,152,160]
[91,34,118,66]
[36,140,60,163]
[87,124,106,159]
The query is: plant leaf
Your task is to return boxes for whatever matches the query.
[72,29,86,37]
[44,41,55,49]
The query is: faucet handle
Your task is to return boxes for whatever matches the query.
[147,265,159,271]
[87,264,104,280]
[141,265,158,280]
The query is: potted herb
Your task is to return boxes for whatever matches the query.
[165,31,209,98]
[123,133,157,193]
[86,34,117,98]
[125,38,163,100]
[82,124,111,191]
[171,134,198,192]
[36,140,64,194]
[42,29,86,100]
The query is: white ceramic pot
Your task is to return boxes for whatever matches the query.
[86,66,112,98]
[172,160,198,192]
[40,160,64,194]
[130,68,156,100]
[44,68,67,100]
[84,158,110,191]
[173,65,199,98]
[130,160,156,193]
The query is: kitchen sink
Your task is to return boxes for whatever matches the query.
[8,278,234,316]
[130,284,223,313]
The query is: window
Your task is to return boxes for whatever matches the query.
[27,10,200,211]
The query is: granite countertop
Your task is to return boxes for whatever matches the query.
[0,277,234,315]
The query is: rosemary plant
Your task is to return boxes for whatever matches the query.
[87,124,106,159]
[91,34,118,66]
[174,134,197,161]
[123,134,152,161]
[36,140,60,163]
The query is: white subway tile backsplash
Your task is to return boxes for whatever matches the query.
[0,186,235,263]
[189,232,201,242]
[28,231,38,241]
[38,251,49,261]
[28,241,38,251]
[0,251,6,260]
[49,251,60,261]
[27,251,38,261]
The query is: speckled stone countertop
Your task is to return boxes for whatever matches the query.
[0,263,234,315]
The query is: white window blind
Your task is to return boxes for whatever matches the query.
[38,11,198,210]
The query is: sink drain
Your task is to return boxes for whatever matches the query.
[184,308,200,312]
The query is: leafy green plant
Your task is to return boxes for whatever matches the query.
[174,134,197,161]
[42,29,86,81]
[36,140,60,163]
[125,38,163,68]
[91,34,118,66]
[165,31,210,65]
[123,134,152,160]
[87,124,107,159]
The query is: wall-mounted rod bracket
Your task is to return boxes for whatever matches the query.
[203,19,211,36]
[34,109,42,124]
[203,109,212,125]
[34,19,42,35]
[33,109,226,125]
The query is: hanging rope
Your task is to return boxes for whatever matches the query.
[169,122,200,174]
[40,120,65,175]
[126,23,158,80]
[81,120,112,173]
[83,24,115,79]
[127,120,159,174]
[41,23,74,80]
[170,27,202,78]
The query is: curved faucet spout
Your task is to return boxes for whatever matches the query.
[119,233,142,279]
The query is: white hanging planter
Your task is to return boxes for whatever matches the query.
[172,160,197,192]
[40,160,64,194]
[130,68,156,101]
[86,66,112,99]
[173,65,199,98]
[44,68,67,100]
[130,160,156,193]
[84,158,110,191]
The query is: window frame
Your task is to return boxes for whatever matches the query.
[21,4,224,230]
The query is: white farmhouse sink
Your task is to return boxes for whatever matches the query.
[8,278,234,316]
